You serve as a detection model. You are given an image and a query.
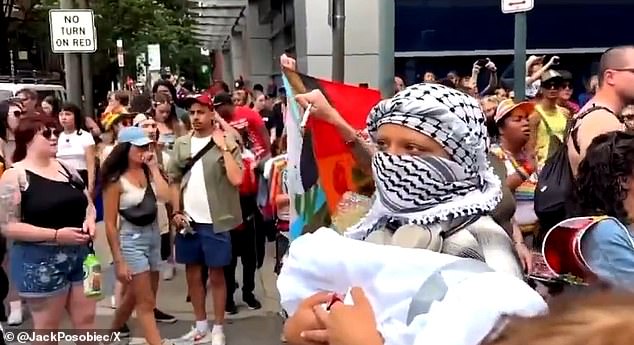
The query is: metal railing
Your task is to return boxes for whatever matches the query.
[0,70,64,85]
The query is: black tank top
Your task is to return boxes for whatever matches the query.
[21,170,88,230]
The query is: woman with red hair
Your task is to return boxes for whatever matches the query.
[0,115,97,331]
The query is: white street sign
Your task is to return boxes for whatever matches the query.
[147,44,161,71]
[49,9,97,53]
[501,0,534,14]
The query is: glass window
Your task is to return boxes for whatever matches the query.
[395,0,634,53]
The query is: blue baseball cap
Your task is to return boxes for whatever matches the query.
[118,126,152,146]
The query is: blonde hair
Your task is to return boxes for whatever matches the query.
[481,95,502,106]
[485,292,634,345]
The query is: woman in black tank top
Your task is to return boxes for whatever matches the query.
[0,115,97,331]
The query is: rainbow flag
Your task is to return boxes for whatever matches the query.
[283,71,382,240]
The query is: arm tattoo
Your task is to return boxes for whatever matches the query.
[0,182,20,232]
[85,198,96,221]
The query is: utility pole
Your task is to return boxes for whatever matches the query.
[76,0,94,117]
[513,13,527,101]
[378,0,395,98]
[502,0,533,102]
[330,0,345,82]
[59,0,82,106]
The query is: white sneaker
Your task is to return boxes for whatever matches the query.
[162,263,175,281]
[179,327,213,344]
[7,306,23,326]
[211,331,225,345]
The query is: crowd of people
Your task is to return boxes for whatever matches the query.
[0,45,634,345]
[0,73,289,345]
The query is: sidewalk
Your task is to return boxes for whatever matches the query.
[4,223,284,344]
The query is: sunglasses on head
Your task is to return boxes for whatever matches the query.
[41,127,61,139]
[152,101,171,107]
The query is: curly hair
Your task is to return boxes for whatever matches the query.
[576,130,634,222]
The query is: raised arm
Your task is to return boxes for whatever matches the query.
[295,90,375,175]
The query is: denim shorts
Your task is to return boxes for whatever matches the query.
[10,242,89,298]
[120,220,161,275]
[175,223,232,268]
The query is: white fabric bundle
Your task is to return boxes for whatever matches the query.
[278,228,547,345]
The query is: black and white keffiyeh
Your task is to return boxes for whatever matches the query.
[347,83,502,237]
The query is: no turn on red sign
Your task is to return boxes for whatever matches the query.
[49,9,97,53]
[501,0,534,14]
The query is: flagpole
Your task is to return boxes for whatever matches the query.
[331,0,345,82]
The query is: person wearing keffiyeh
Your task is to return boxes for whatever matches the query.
[279,83,539,345]
[339,83,520,278]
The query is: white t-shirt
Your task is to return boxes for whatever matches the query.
[526,79,540,98]
[56,129,95,171]
[183,136,213,224]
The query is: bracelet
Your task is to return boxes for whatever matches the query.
[171,211,184,218]
[53,229,59,242]
[513,240,525,246]
[344,130,366,146]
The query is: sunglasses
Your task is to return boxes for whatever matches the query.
[119,118,133,127]
[612,68,634,74]
[542,82,563,90]
[561,83,573,90]
[622,114,634,121]
[41,127,61,139]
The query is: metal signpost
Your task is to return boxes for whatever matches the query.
[117,39,124,89]
[502,0,534,102]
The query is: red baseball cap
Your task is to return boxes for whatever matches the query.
[183,93,213,109]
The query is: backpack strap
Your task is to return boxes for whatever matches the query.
[536,112,557,138]
[569,105,618,153]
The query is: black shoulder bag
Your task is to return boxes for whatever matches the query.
[119,171,158,227]
[534,105,618,240]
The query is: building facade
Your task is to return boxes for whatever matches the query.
[224,0,634,89]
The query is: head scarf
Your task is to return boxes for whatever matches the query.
[347,83,501,237]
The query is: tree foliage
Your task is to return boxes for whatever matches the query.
[1,0,209,88]
[92,0,209,86]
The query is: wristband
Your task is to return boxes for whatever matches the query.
[344,130,367,146]
[516,167,530,181]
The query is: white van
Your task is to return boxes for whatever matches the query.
[0,83,67,103]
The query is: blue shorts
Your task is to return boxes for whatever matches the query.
[10,243,89,298]
[120,221,161,275]
[175,223,232,268]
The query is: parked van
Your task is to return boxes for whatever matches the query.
[0,83,67,103]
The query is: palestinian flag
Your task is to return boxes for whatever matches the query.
[283,70,381,239]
